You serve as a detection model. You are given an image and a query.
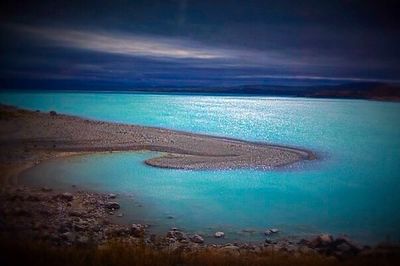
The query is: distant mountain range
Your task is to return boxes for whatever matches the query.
[1,81,400,101]
[130,82,400,101]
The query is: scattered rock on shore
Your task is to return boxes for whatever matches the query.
[167,229,187,241]
[214,231,225,238]
[105,201,120,210]
[107,193,117,199]
[190,234,204,244]
[264,228,279,236]
[0,185,398,260]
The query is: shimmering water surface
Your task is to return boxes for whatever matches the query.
[1,91,400,244]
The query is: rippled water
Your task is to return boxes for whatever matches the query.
[1,91,400,244]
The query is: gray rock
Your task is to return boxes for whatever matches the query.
[264,228,279,236]
[107,193,117,199]
[167,230,187,241]
[214,231,225,238]
[105,201,120,210]
[190,234,204,244]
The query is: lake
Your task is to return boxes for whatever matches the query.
[1,91,400,244]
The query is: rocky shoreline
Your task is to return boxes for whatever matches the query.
[1,186,397,261]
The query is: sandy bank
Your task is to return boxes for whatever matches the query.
[0,104,314,182]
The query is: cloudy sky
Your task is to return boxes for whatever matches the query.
[1,0,399,89]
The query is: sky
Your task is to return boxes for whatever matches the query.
[0,0,399,89]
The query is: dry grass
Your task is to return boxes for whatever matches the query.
[1,237,399,266]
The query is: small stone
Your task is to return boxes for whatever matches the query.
[117,213,123,217]
[214,231,225,238]
[49,110,57,116]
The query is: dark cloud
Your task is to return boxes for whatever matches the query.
[0,0,399,88]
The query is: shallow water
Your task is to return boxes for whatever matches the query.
[1,91,400,244]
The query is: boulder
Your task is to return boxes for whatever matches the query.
[49,111,57,116]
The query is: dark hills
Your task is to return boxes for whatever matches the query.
[130,82,400,101]
[1,80,400,101]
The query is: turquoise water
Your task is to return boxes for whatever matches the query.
[1,91,400,244]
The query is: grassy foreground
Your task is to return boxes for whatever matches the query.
[1,237,399,266]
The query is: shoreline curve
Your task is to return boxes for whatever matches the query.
[0,104,316,178]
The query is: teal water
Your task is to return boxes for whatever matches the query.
[1,91,400,244]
